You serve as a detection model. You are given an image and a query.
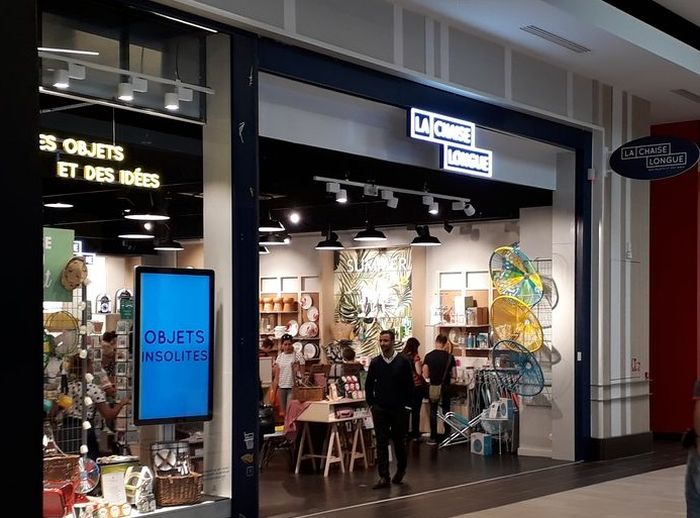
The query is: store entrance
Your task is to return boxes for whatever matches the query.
[256,76,577,516]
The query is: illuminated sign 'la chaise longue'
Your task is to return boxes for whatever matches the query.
[408,108,493,178]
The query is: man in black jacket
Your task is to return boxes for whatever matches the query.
[365,329,415,489]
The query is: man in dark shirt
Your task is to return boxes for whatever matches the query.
[365,329,414,489]
[423,334,456,445]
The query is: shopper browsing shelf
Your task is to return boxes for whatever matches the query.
[422,334,456,446]
[273,334,305,415]
[365,330,414,489]
[402,337,427,441]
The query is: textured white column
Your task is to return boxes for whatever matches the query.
[202,33,233,497]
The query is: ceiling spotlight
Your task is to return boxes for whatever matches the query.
[336,189,348,204]
[53,69,70,89]
[443,221,454,233]
[465,203,476,217]
[68,63,86,80]
[411,225,441,247]
[451,200,466,211]
[353,224,387,242]
[429,202,439,215]
[289,212,301,224]
[326,182,340,194]
[154,239,184,251]
[422,195,434,206]
[118,82,134,101]
[164,92,179,111]
[44,201,73,208]
[364,184,379,196]
[177,85,194,102]
[315,230,344,251]
[143,222,154,231]
[386,197,399,209]
[380,190,394,200]
[259,245,270,255]
[259,215,285,233]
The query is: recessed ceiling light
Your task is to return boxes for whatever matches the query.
[411,226,441,247]
[38,47,100,56]
[289,212,301,224]
[44,201,73,208]
[353,224,386,242]
[118,233,154,240]
[154,239,184,251]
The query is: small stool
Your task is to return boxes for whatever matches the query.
[260,432,292,471]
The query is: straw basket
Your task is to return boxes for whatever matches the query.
[43,454,80,482]
[155,473,203,506]
[292,386,324,403]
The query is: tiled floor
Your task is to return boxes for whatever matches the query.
[260,439,686,518]
[456,464,686,517]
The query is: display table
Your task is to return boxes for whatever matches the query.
[294,398,369,477]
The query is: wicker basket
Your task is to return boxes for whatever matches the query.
[155,473,203,506]
[43,454,80,482]
[292,386,325,402]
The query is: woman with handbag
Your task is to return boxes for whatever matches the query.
[422,334,456,446]
[402,337,427,441]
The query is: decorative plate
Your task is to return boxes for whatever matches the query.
[293,342,303,354]
[286,320,299,337]
[299,321,318,338]
[303,342,319,360]
[300,294,313,310]
[306,306,319,322]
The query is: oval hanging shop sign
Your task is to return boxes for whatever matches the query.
[609,135,699,180]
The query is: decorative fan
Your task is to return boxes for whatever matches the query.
[491,340,545,396]
[490,296,544,353]
[489,245,543,306]
[75,457,100,495]
[541,275,559,310]
[44,311,81,357]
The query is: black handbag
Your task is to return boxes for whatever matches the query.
[682,428,697,449]
[258,405,275,436]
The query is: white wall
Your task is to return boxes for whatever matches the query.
[259,234,322,278]
[160,0,599,126]
[518,206,554,458]
[259,73,560,190]
[423,221,520,348]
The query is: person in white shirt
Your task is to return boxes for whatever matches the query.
[273,334,305,414]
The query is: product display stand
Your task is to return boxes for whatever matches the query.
[294,398,368,477]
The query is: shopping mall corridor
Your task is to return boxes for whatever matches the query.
[262,440,686,518]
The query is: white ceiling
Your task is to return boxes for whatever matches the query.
[654,0,700,27]
[393,0,700,124]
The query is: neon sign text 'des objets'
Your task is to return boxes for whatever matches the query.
[408,108,493,178]
[39,133,161,189]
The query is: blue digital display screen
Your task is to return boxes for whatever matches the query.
[134,267,214,424]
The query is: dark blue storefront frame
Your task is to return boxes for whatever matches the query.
[254,37,593,460]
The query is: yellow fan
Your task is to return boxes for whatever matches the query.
[490,295,544,353]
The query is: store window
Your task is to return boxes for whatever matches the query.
[40,2,227,516]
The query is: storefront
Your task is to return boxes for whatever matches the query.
[253,56,587,515]
[18,1,660,518]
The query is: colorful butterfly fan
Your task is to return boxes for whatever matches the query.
[489,245,544,306]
